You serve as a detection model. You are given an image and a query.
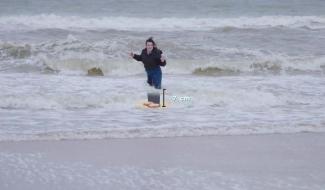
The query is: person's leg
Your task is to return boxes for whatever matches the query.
[152,67,162,89]
[146,70,153,86]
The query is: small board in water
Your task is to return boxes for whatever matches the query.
[136,92,168,109]
[143,101,160,108]
[144,92,161,108]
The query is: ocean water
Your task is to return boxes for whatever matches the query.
[1,0,325,141]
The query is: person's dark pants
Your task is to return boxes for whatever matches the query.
[146,67,162,89]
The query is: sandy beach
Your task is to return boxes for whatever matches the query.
[1,133,324,190]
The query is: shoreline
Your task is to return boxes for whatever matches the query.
[1,128,324,143]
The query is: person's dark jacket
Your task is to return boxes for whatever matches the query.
[133,47,166,70]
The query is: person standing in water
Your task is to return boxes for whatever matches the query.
[130,37,166,89]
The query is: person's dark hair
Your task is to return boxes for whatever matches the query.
[146,37,157,48]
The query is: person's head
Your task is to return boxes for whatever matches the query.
[145,37,156,51]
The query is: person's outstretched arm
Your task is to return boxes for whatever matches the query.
[130,52,142,61]
[133,54,142,61]
[160,57,166,66]
[158,50,167,66]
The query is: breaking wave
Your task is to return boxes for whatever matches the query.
[1,37,325,76]
[0,14,325,31]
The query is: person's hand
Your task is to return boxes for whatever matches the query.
[160,54,166,62]
[129,52,134,58]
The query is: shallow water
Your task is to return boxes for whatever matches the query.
[0,0,325,141]
[0,73,324,141]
